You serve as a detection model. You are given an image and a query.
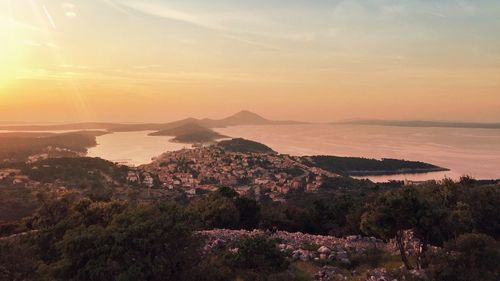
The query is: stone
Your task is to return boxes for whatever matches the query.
[346,235,359,242]
[340,258,350,264]
[336,250,348,259]
[318,245,331,254]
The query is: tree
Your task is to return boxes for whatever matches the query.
[427,234,500,281]
[51,204,199,281]
[231,236,289,278]
[190,194,240,229]
[360,188,423,269]
[234,197,261,230]
[0,241,38,281]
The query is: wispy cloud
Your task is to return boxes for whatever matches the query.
[117,0,317,46]
[119,1,225,30]
[42,5,56,29]
[23,40,59,49]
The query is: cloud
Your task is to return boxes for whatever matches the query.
[23,40,59,49]
[0,17,40,32]
[62,2,75,9]
[118,0,317,45]
[119,1,225,30]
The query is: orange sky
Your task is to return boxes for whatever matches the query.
[1,0,499,123]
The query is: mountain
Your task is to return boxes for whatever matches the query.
[0,111,304,133]
[201,110,271,127]
[111,110,304,132]
[335,119,500,129]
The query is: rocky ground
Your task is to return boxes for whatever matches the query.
[198,229,425,281]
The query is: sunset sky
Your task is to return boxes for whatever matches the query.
[1,0,499,123]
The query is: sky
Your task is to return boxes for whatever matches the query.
[0,0,499,123]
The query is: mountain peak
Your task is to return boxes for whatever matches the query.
[227,110,268,121]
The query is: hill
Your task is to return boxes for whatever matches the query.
[149,123,227,143]
[305,155,449,176]
[217,138,276,154]
[149,123,222,137]
[0,132,104,162]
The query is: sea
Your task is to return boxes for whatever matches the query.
[4,124,500,182]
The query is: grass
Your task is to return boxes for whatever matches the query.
[292,261,318,281]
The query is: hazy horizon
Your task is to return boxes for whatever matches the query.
[1,110,500,125]
[1,0,500,123]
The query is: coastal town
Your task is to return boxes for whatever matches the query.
[132,145,339,199]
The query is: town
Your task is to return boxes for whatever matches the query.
[132,145,339,200]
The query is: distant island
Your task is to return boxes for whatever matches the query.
[335,119,500,129]
[149,123,227,143]
[217,138,276,154]
[111,110,304,132]
[0,110,304,132]
[305,155,449,176]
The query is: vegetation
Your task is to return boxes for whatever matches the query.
[1,174,498,280]
[149,123,227,143]
[218,138,276,154]
[21,157,129,192]
[361,178,500,270]
[0,132,100,162]
[308,155,447,176]
[426,233,500,281]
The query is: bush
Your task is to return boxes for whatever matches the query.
[426,233,500,281]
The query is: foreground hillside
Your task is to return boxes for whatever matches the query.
[1,179,499,281]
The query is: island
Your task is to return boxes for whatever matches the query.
[305,155,449,176]
[217,138,276,154]
[149,123,227,143]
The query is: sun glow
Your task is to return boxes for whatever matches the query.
[1,0,499,122]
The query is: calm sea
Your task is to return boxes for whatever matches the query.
[5,124,499,182]
[215,124,500,182]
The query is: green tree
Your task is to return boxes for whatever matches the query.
[235,197,261,230]
[0,241,38,281]
[52,204,199,281]
[360,188,423,269]
[232,236,289,278]
[190,194,240,229]
[427,233,500,281]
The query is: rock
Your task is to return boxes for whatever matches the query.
[340,258,350,265]
[336,250,348,260]
[346,235,359,242]
[298,249,312,261]
[366,268,391,281]
[314,266,339,281]
[318,245,331,254]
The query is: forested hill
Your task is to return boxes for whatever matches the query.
[306,155,448,176]
[217,138,276,154]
